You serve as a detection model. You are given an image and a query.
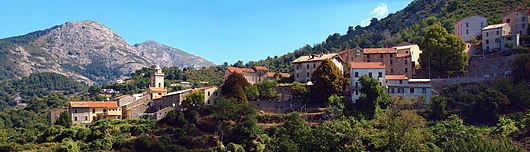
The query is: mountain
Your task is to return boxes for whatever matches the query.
[0,20,214,84]
[246,0,530,73]
[134,41,215,69]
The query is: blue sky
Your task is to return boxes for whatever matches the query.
[0,0,412,65]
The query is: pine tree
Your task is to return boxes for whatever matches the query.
[55,111,72,127]
[310,59,343,103]
[419,24,468,76]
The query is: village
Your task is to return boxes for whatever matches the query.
[48,9,529,125]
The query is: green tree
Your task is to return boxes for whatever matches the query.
[256,80,280,100]
[310,59,343,102]
[324,95,346,120]
[290,82,307,101]
[429,96,447,120]
[419,24,468,76]
[55,111,72,128]
[222,72,250,102]
[182,91,205,109]
[512,54,530,83]
[356,75,389,119]
[372,109,430,151]
[244,85,259,101]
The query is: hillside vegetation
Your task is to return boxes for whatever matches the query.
[247,0,530,73]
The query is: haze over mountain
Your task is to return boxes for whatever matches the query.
[0,20,215,84]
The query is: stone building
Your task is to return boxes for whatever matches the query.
[148,64,167,100]
[350,62,386,102]
[362,47,415,78]
[48,108,67,124]
[454,15,488,42]
[503,10,529,36]
[482,23,512,51]
[195,86,221,105]
[224,66,269,84]
[292,53,344,83]
[119,94,152,119]
[386,75,432,102]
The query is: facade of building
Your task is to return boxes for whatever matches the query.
[224,66,269,84]
[69,101,122,124]
[482,23,512,51]
[148,65,167,99]
[292,53,344,82]
[503,10,529,36]
[350,62,386,102]
[195,86,221,105]
[454,15,488,42]
[362,47,415,78]
[385,75,433,102]
[48,108,67,124]
[148,89,192,114]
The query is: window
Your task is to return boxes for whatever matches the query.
[85,116,88,120]
[486,40,489,44]
[208,91,211,96]
[422,88,427,94]
[495,38,500,43]
[405,60,408,64]
[214,92,218,96]
[378,72,382,77]
[354,72,359,77]
[391,68,394,73]
[522,24,526,28]
[355,90,359,95]
[486,32,489,37]
[397,88,401,93]
[296,73,299,78]
[399,80,403,84]
[391,88,395,93]
[390,59,393,65]
[405,68,408,73]
[380,54,383,58]
[103,109,107,113]
[356,49,360,55]
[367,54,370,58]
[92,109,95,113]
[158,93,162,95]
[508,37,513,41]
[368,72,372,77]
[296,66,299,70]
[307,64,309,69]
[74,116,78,121]
[390,54,393,58]
[313,64,316,68]
[208,100,210,104]
[367,60,370,62]
[74,109,78,113]
[466,29,469,34]
[523,17,526,21]
[307,72,309,77]
[355,82,359,88]
[496,31,500,35]
[410,88,415,93]
[481,22,484,27]
[506,19,510,23]
[379,82,382,86]
[466,22,469,27]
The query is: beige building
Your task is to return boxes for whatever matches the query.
[69,101,122,124]
[454,15,488,42]
[292,53,344,82]
[393,42,422,66]
[503,10,529,36]
[224,66,269,84]
[362,47,415,78]
[482,23,511,51]
[148,65,167,99]
[195,86,221,105]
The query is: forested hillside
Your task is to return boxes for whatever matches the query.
[247,0,530,73]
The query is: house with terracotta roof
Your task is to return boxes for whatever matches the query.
[385,75,432,102]
[361,46,416,78]
[69,101,122,124]
[454,15,488,42]
[224,66,269,84]
[194,86,221,105]
[350,62,386,102]
[292,53,344,82]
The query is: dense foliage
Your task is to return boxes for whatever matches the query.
[310,59,344,102]
[419,24,468,76]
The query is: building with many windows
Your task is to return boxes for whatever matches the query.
[292,53,344,83]
[482,23,512,51]
[503,10,529,36]
[350,62,386,102]
[69,101,122,124]
[385,75,432,102]
[454,15,488,42]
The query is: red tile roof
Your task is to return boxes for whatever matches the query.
[253,66,268,71]
[70,101,118,108]
[386,75,408,80]
[363,48,397,54]
[266,72,276,77]
[226,67,255,74]
[280,73,291,77]
[350,62,385,69]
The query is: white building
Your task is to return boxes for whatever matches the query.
[454,15,488,42]
[385,75,433,102]
[350,62,386,103]
[503,10,529,36]
[482,23,512,51]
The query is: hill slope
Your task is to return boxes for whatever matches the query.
[0,20,214,84]
[134,41,215,69]
[247,0,530,73]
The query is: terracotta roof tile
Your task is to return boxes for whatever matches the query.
[350,62,385,69]
[363,48,397,54]
[253,66,268,71]
[292,53,342,63]
[226,67,255,74]
[266,72,276,77]
[70,101,118,108]
[386,75,408,80]
[280,73,291,77]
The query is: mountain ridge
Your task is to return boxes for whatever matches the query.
[0,20,215,85]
